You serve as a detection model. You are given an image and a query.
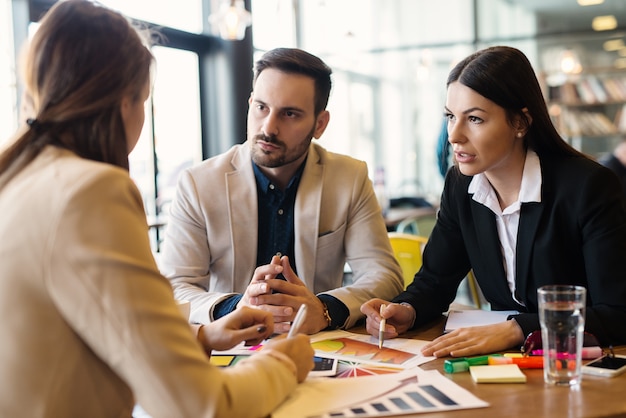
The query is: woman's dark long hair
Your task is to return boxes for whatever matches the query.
[447,45,584,159]
[0,0,154,188]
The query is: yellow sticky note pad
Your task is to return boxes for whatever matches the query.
[469,364,527,383]
[210,355,236,367]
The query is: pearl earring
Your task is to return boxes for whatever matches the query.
[517,132,523,138]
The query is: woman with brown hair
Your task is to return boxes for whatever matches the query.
[0,1,312,417]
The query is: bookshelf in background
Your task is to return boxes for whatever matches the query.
[544,69,626,159]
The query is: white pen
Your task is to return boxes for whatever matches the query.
[379,304,387,349]
[287,304,308,338]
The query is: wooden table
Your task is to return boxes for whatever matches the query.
[387,316,626,418]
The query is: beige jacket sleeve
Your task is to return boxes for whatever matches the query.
[47,163,297,418]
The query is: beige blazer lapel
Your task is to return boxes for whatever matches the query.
[227,145,258,283]
[294,145,323,289]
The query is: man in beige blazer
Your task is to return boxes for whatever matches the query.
[161,48,403,334]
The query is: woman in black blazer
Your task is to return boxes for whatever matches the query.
[361,46,626,357]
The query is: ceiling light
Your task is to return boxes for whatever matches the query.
[592,15,618,31]
[603,39,625,51]
[560,50,583,74]
[208,0,252,41]
[577,0,604,6]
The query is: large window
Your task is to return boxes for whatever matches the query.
[98,0,204,33]
[129,46,203,250]
[98,1,207,251]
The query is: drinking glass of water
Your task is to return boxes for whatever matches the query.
[538,285,586,386]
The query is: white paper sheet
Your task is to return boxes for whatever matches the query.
[444,309,519,333]
[272,368,489,418]
[310,330,435,369]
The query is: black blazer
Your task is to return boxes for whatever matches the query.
[394,154,626,346]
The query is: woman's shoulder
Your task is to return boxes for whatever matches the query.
[541,154,622,200]
[53,147,130,183]
[34,146,138,200]
[542,154,614,181]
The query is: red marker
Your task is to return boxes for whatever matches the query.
[488,356,544,369]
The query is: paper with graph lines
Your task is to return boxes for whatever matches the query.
[272,368,488,418]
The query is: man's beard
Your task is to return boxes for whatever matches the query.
[251,124,315,168]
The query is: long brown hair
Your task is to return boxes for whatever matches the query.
[0,0,154,188]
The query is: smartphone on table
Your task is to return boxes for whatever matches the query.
[582,354,626,378]
[310,356,338,377]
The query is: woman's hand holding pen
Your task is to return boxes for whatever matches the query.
[360,299,415,339]
[265,334,315,383]
[198,306,274,353]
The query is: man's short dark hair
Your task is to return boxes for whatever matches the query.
[253,48,332,115]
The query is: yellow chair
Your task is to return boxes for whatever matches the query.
[465,269,483,309]
[388,232,428,288]
[388,232,483,308]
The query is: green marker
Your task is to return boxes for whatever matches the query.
[443,354,503,373]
